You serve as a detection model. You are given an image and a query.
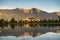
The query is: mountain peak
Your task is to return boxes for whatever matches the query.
[15,8,40,13]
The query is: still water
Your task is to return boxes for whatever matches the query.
[0,32,60,40]
[0,26,60,40]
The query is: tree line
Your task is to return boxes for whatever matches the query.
[0,16,60,29]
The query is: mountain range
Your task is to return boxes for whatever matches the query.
[0,8,60,21]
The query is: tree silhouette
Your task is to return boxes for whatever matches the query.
[0,16,60,29]
[9,17,17,30]
[0,19,8,29]
[0,19,4,29]
[59,16,60,28]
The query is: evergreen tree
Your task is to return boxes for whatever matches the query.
[9,17,17,30]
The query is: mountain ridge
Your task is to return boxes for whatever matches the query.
[0,8,59,21]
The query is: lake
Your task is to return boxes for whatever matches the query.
[0,32,60,40]
[0,26,60,36]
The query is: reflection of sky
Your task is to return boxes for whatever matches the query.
[0,0,60,12]
[0,32,60,40]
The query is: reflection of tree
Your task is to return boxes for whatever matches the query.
[4,20,8,26]
[10,24,16,30]
[9,17,17,30]
[29,20,38,27]
[59,16,60,28]
[0,16,60,29]
[0,19,8,29]
[54,20,59,26]
[18,20,24,27]
[0,19,4,29]
[42,19,47,27]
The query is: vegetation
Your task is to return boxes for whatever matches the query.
[9,18,17,30]
[0,16,60,29]
[0,19,8,29]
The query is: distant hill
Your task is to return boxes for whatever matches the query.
[0,8,59,21]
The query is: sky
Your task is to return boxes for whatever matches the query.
[0,0,60,12]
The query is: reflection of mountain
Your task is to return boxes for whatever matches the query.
[0,32,60,40]
[0,8,59,21]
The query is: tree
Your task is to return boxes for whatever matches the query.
[0,19,4,29]
[29,20,38,27]
[58,16,60,28]
[9,17,17,30]
[18,20,24,26]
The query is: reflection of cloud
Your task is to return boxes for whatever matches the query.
[0,32,60,40]
[39,32,60,40]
